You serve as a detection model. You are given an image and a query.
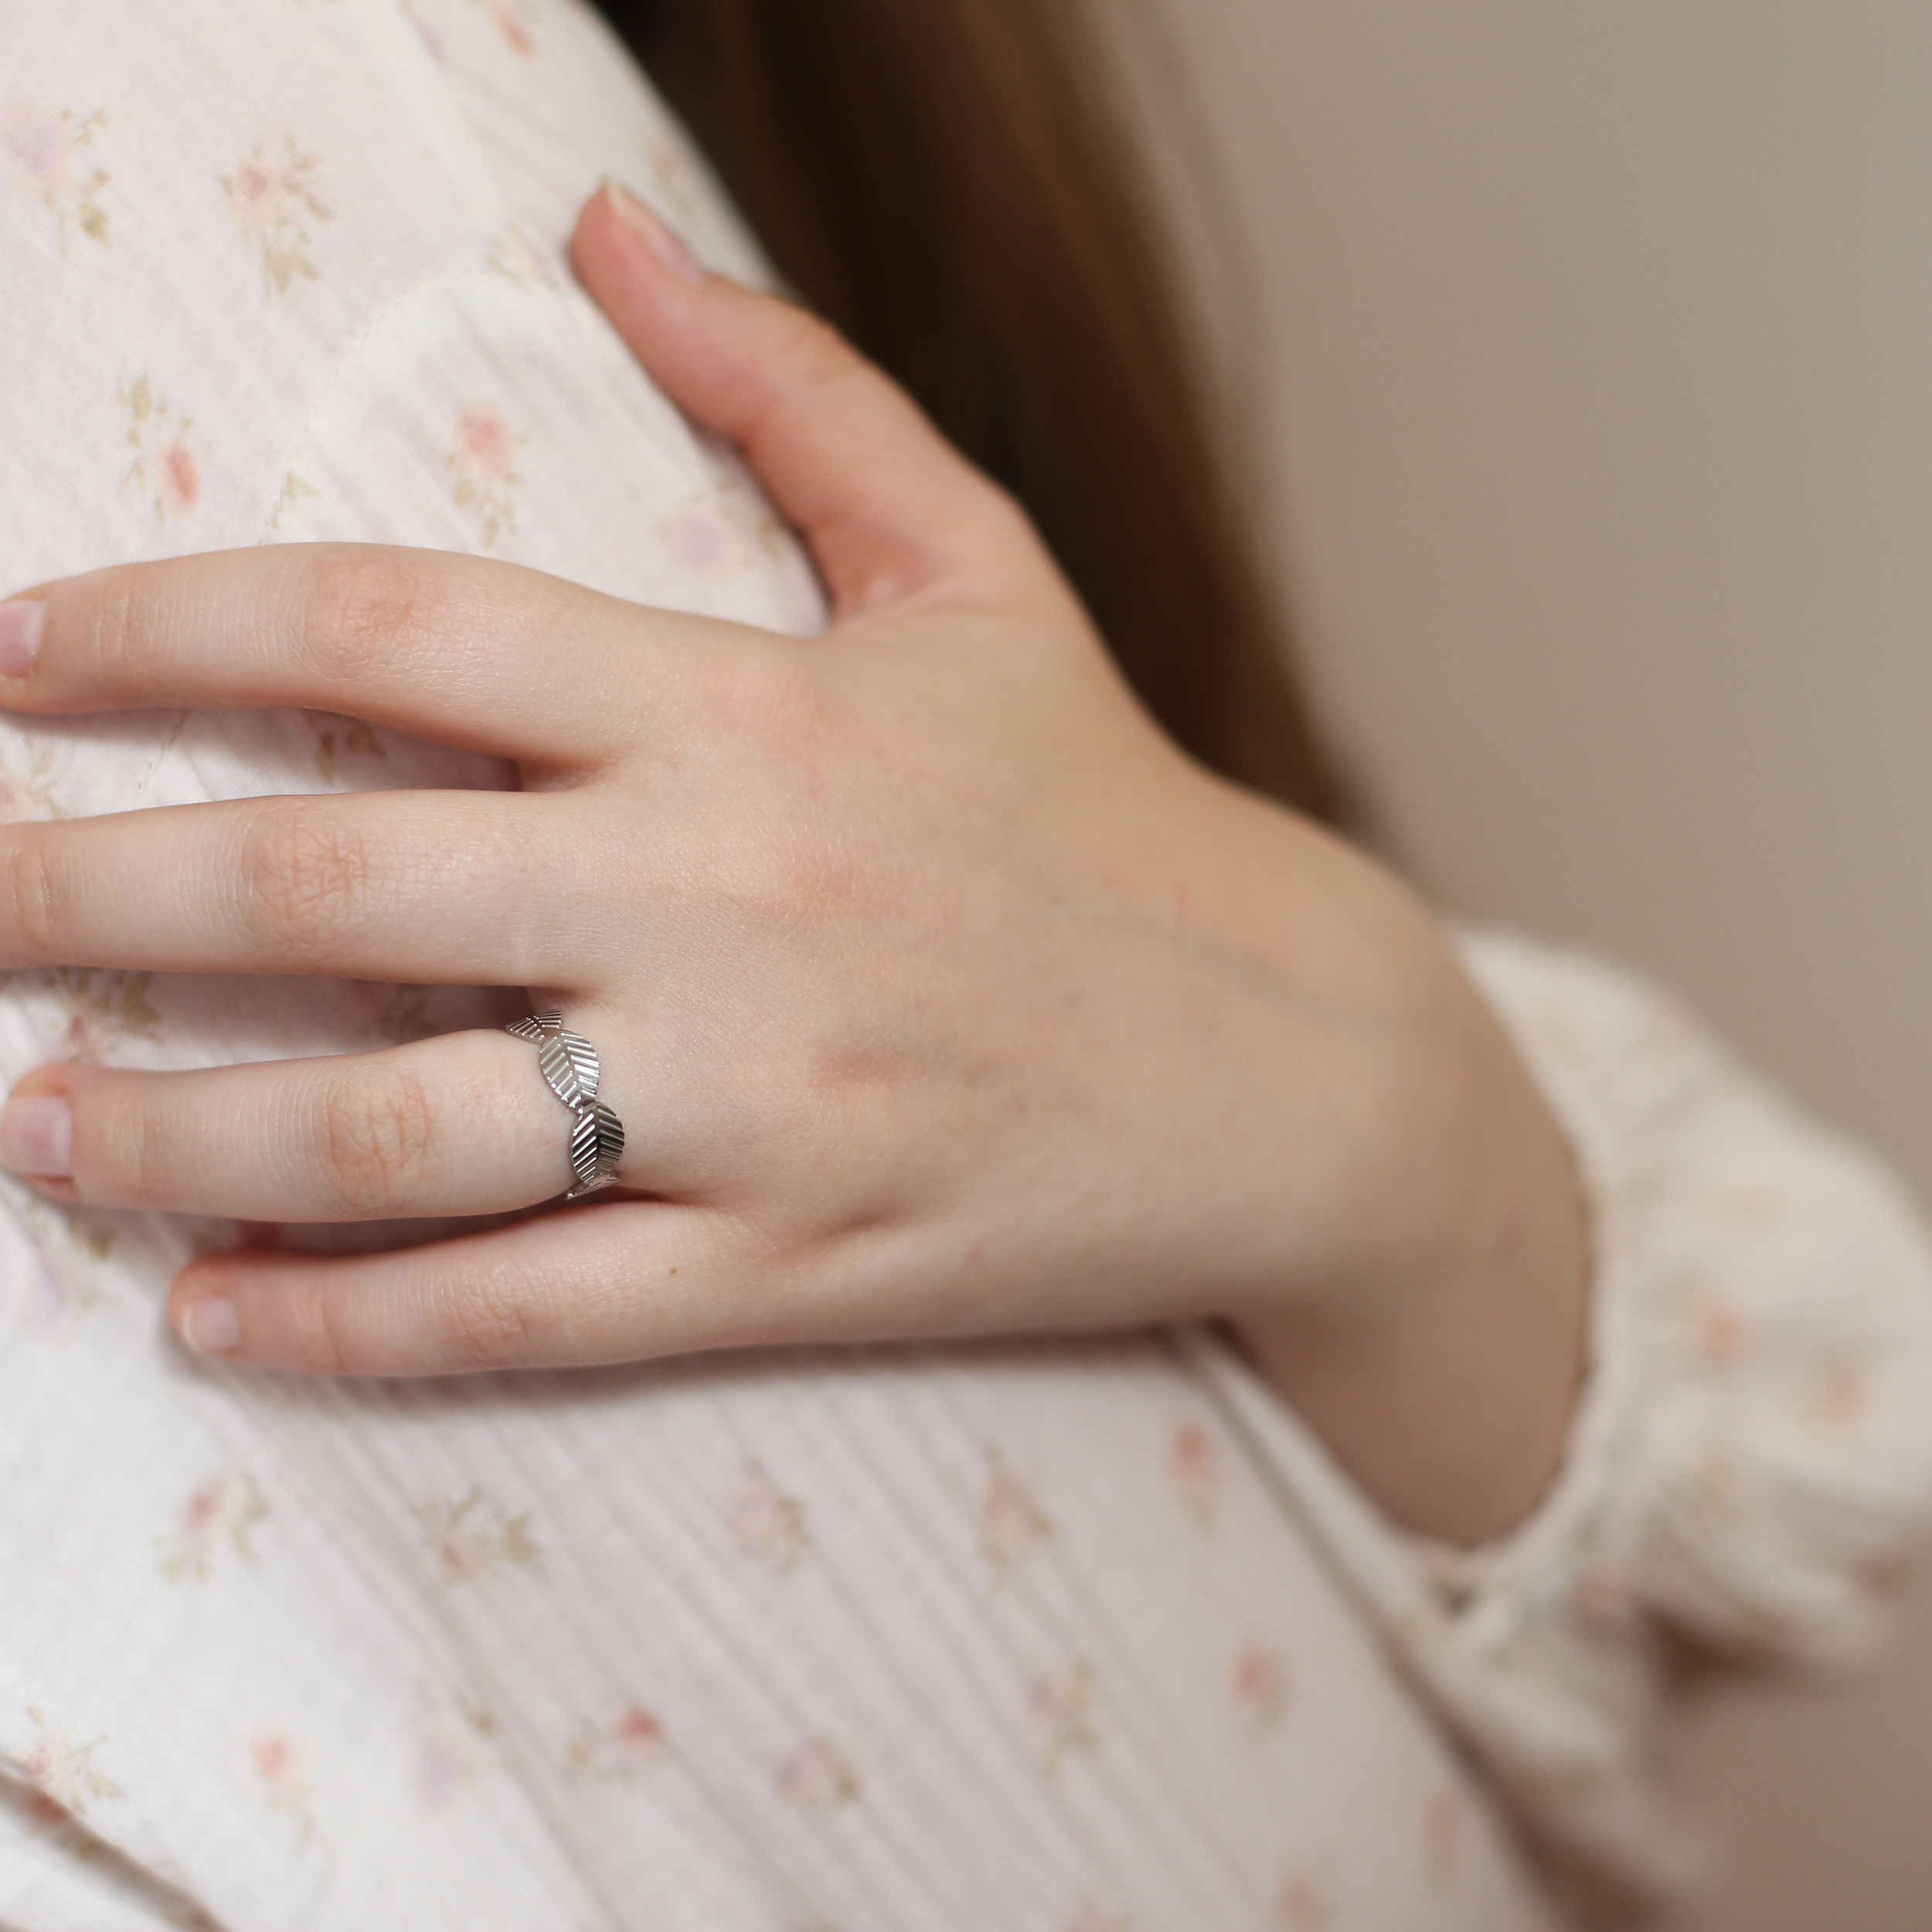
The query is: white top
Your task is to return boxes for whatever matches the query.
[1,3,1928,1927]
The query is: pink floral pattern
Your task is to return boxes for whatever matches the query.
[1425,1789,1463,1892]
[1275,1872,1335,1931]
[566,1702,668,1782]
[268,469,321,534]
[250,1727,317,1842]
[410,1686,498,1814]
[417,1488,540,1583]
[773,1735,860,1813]
[412,1729,471,1814]
[2,101,109,247]
[15,1206,114,1341]
[719,1459,811,1571]
[43,967,162,1062]
[634,128,705,236]
[158,1472,271,1583]
[223,136,330,298]
[0,745,63,824]
[119,375,201,524]
[655,485,788,581]
[1026,1662,1099,1777]
[20,1707,121,1816]
[1168,1420,1217,1529]
[1807,1352,1870,1432]
[448,401,524,548]
[1568,1565,1628,1627]
[485,0,539,60]
[1232,1641,1291,1736]
[18,1254,80,1339]
[486,220,559,287]
[978,1446,1054,1583]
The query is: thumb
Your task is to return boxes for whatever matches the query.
[571,182,1039,620]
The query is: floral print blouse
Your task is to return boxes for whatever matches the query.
[2,4,1929,1929]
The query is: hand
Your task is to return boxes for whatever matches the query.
[0,185,1585,1539]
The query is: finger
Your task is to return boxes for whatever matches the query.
[0,1031,585,1221]
[0,544,675,764]
[572,184,1064,621]
[0,790,585,983]
[167,1201,761,1376]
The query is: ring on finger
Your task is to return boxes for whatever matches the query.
[505,1009,627,1199]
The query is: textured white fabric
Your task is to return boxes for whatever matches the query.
[0,3,1927,1927]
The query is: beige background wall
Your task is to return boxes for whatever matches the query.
[1120,3,1932,1927]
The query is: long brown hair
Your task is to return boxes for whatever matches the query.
[604,0,1338,817]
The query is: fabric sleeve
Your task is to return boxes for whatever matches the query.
[1188,924,1932,1906]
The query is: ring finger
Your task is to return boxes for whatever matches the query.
[0,1028,623,1219]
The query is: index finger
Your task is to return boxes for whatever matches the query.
[0,543,685,767]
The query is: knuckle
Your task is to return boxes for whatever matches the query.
[685,649,875,920]
[63,1081,182,1210]
[971,474,1039,551]
[238,804,379,957]
[314,1063,440,1214]
[114,1087,172,1206]
[710,639,822,738]
[766,303,862,396]
[0,835,63,955]
[437,1263,539,1369]
[86,570,171,686]
[291,547,425,686]
[287,1288,353,1376]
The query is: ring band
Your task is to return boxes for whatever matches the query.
[505,1009,627,1199]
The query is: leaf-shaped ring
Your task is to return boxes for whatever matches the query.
[505,1009,628,1199]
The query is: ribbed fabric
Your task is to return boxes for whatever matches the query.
[0,5,1926,1927]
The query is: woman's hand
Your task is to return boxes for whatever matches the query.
[0,185,1585,1540]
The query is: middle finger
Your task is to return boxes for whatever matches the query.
[0,791,583,985]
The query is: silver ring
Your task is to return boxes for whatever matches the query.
[505,1009,627,1199]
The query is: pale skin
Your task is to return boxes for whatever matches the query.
[0,185,1587,1544]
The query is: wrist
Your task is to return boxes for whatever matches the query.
[1209,852,1591,1541]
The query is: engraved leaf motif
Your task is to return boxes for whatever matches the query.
[538,1029,599,1109]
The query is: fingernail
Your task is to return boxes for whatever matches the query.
[0,1094,71,1177]
[184,1297,242,1355]
[0,601,45,679]
[603,179,706,285]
